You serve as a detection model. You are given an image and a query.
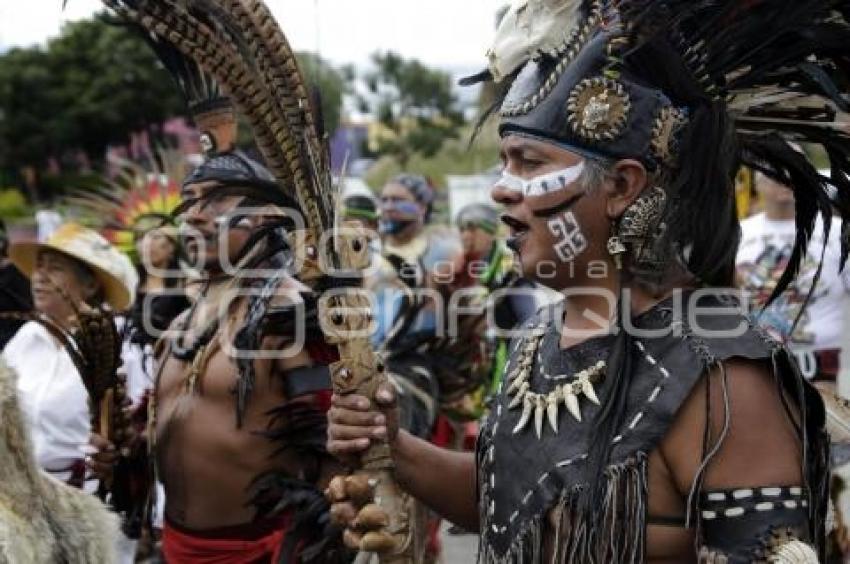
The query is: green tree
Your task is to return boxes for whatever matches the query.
[0,48,58,171]
[359,51,465,167]
[298,52,347,136]
[47,16,186,161]
[0,14,185,189]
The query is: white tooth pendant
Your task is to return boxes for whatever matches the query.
[564,388,582,421]
[503,330,608,438]
[513,394,535,434]
[507,371,526,394]
[534,395,546,439]
[581,379,600,405]
[506,366,522,382]
[509,381,529,409]
[546,386,563,433]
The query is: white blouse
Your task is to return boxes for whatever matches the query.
[3,321,91,478]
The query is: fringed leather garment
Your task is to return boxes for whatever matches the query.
[477,292,828,563]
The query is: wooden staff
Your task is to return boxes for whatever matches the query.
[292,225,417,561]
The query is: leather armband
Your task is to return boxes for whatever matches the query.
[283,365,331,399]
[697,487,818,563]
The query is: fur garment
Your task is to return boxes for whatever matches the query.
[0,359,118,563]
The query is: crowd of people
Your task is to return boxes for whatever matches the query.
[0,157,537,563]
[2,140,849,564]
[1,1,850,563]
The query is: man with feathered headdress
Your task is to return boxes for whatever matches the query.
[150,100,346,563]
[87,2,358,561]
[327,1,850,562]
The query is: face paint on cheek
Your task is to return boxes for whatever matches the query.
[547,210,588,263]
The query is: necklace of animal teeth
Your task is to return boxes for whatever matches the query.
[507,333,606,438]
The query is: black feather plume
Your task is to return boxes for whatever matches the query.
[616,0,850,292]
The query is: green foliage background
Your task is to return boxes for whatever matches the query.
[0,15,185,171]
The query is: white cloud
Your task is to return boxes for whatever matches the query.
[0,0,505,70]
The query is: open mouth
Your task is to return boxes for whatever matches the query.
[501,214,530,253]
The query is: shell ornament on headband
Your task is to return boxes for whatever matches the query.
[567,77,631,142]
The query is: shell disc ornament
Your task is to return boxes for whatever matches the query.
[651,106,688,165]
[567,77,631,142]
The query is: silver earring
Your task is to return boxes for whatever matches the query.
[607,222,627,271]
[618,186,667,269]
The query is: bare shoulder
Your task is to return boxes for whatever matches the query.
[660,357,803,495]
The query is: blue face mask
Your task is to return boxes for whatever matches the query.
[378,219,414,235]
[381,200,421,217]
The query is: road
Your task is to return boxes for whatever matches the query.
[439,522,478,563]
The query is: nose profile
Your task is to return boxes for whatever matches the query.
[491,183,522,207]
[31,266,45,283]
[183,199,209,228]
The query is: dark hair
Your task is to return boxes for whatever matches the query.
[136,230,184,291]
[64,254,105,307]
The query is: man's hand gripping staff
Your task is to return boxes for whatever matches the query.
[294,224,414,559]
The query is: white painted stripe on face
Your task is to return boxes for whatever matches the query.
[496,162,586,197]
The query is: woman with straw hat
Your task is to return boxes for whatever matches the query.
[2,222,136,489]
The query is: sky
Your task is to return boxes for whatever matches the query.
[0,0,506,71]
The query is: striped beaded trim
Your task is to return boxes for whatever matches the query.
[699,486,808,521]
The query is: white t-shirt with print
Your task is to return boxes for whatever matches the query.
[736,213,850,352]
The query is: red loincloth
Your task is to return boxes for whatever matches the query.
[162,513,294,564]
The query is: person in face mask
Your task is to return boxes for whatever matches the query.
[379,174,434,267]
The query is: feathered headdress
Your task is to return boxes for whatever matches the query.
[98,0,338,427]
[66,151,184,259]
[98,1,410,557]
[100,0,333,232]
[469,0,850,296]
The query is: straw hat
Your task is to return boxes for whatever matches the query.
[9,223,136,311]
